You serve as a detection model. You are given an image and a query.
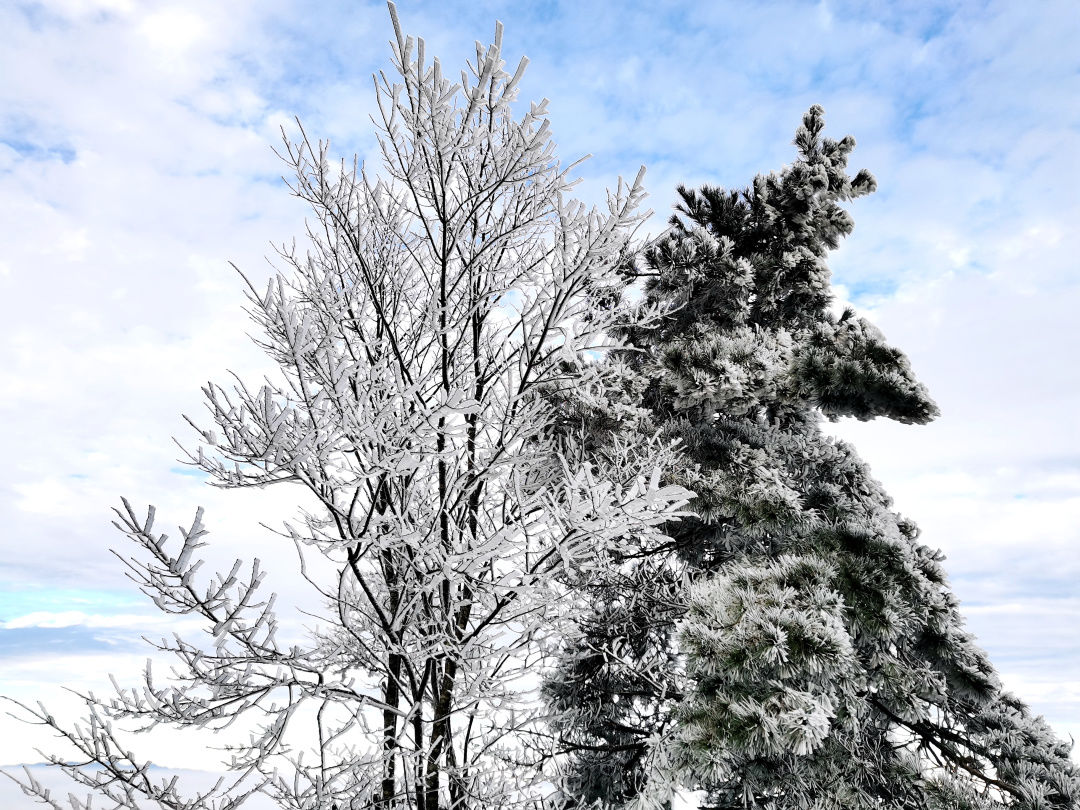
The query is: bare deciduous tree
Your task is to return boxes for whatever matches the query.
[2,5,690,809]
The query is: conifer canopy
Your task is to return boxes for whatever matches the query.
[545,106,1080,810]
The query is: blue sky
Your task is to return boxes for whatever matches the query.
[0,0,1077,791]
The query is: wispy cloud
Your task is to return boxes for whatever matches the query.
[3,610,172,630]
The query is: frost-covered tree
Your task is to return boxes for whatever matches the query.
[1,7,692,810]
[545,106,1080,810]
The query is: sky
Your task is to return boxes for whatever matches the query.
[0,0,1078,804]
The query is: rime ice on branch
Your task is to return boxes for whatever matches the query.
[1,5,691,809]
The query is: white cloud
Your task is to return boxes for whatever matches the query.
[137,7,210,58]
[1,0,1078,777]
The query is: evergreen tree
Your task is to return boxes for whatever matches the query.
[545,106,1080,810]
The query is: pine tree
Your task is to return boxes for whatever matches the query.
[545,106,1080,810]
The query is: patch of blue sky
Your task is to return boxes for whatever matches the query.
[0,588,141,623]
[247,7,382,119]
[12,0,127,30]
[0,137,76,165]
[842,277,899,305]
[886,97,934,150]
[518,0,559,26]
[9,1,62,33]
[826,0,957,41]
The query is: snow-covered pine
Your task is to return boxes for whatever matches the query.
[544,106,1080,810]
[1,6,691,810]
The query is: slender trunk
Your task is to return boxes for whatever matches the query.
[378,479,402,808]
[445,730,463,810]
[381,651,402,806]
[426,187,455,810]
[425,659,459,810]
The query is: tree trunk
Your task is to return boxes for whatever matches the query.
[425,659,458,810]
[380,651,402,807]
